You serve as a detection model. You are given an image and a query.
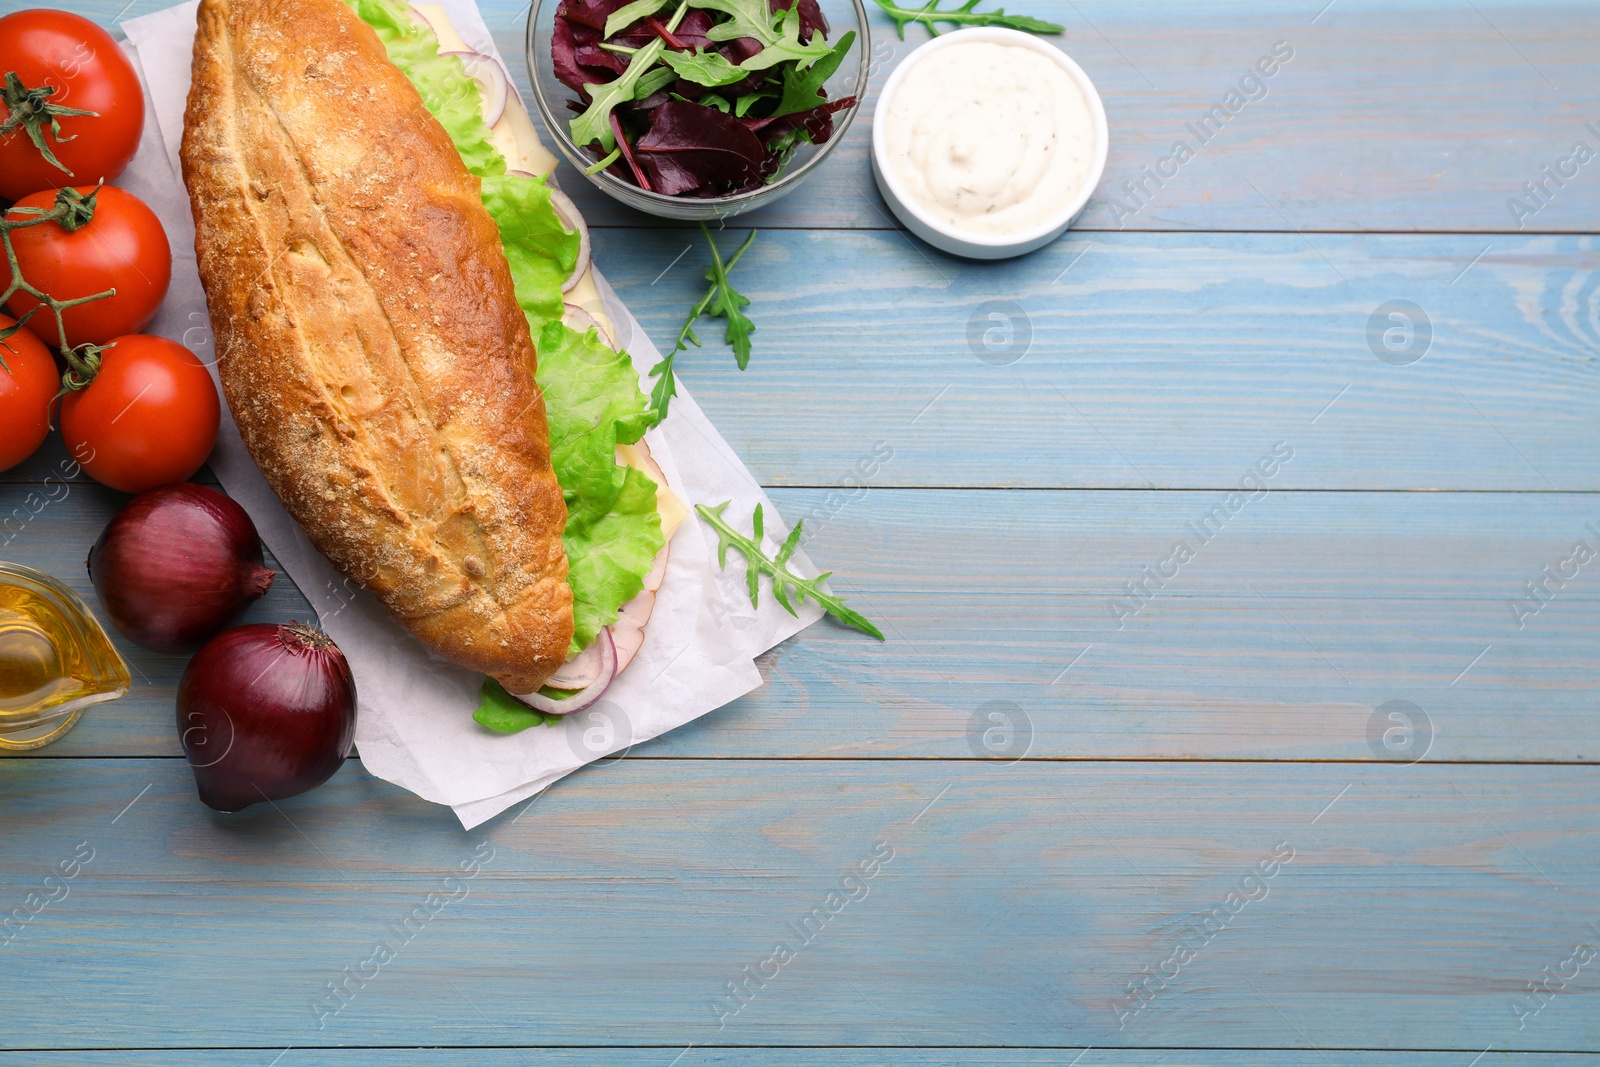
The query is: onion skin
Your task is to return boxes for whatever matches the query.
[88,483,275,655]
[177,623,357,813]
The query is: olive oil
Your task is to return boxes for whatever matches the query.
[0,563,129,752]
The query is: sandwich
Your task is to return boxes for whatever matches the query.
[181,0,686,724]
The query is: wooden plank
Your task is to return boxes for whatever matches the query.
[6,485,1597,762]
[502,0,1600,233]
[2,758,1598,1050]
[472,0,1600,234]
[5,231,1598,491]
[48,0,1596,233]
[5,1053,1600,1066]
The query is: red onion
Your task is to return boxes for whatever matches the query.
[513,627,616,715]
[441,49,510,126]
[545,188,591,293]
[88,483,275,655]
[562,303,614,350]
[177,623,357,812]
[405,2,444,36]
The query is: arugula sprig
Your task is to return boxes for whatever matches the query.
[870,0,1063,38]
[693,0,835,68]
[570,0,689,153]
[647,223,756,425]
[697,501,884,640]
[703,224,755,368]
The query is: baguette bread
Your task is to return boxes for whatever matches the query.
[180,0,575,693]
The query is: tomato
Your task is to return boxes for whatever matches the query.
[59,334,219,493]
[3,185,171,349]
[0,9,145,200]
[0,316,59,473]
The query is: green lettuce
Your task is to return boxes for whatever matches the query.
[349,0,666,696]
[536,321,664,654]
[350,0,503,177]
[479,174,575,323]
[474,680,551,732]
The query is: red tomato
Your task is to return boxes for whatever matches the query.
[59,334,220,493]
[0,9,145,200]
[3,185,171,349]
[0,316,59,473]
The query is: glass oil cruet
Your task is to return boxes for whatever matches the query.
[0,561,130,752]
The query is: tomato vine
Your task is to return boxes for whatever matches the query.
[0,183,115,389]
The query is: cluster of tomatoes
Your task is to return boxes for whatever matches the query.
[0,8,219,493]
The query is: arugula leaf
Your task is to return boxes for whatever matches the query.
[734,90,770,117]
[569,38,670,152]
[661,47,751,87]
[645,224,757,425]
[605,0,673,37]
[770,29,853,117]
[696,501,884,640]
[703,225,756,369]
[633,65,680,100]
[870,0,1063,38]
[692,0,834,68]
[647,292,708,427]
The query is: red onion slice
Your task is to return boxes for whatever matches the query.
[562,303,614,349]
[441,50,510,127]
[405,3,444,36]
[512,627,616,715]
[545,188,592,293]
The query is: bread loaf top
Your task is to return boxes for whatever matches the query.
[181,0,574,693]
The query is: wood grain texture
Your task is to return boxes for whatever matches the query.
[509,0,1600,233]
[5,1054,1600,1066]
[68,0,1599,233]
[5,485,1597,761]
[5,231,1597,491]
[3,0,1595,1059]
[1,758,1597,1051]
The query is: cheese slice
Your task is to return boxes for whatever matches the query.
[618,442,688,539]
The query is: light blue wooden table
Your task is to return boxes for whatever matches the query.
[3,0,1599,1061]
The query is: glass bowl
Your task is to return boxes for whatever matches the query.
[525,0,869,220]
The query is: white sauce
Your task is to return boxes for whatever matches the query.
[882,42,1096,237]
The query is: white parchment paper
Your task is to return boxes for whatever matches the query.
[116,0,822,827]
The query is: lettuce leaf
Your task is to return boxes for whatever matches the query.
[350,0,503,177]
[350,0,666,681]
[474,680,555,733]
[479,174,575,323]
[536,321,663,653]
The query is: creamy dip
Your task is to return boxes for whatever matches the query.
[882,41,1097,238]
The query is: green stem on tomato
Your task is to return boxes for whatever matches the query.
[0,185,116,381]
[0,72,100,177]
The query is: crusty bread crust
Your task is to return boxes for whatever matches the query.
[181,0,574,693]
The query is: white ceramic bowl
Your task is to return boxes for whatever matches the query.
[870,27,1109,260]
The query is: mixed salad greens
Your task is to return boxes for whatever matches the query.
[553,0,858,196]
